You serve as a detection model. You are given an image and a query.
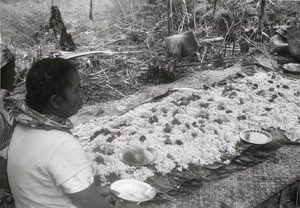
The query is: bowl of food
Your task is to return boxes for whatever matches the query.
[282,63,300,75]
[119,146,157,166]
[240,129,272,145]
[110,179,156,203]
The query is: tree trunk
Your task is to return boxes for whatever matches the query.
[257,0,266,42]
[89,0,95,22]
[49,5,76,51]
[167,0,170,35]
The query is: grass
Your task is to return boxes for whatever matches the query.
[0,0,49,47]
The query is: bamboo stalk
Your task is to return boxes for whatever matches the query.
[167,0,171,35]
[232,35,236,56]
[53,50,142,59]
[115,0,127,21]
[100,66,110,81]
[213,0,218,16]
[182,0,189,24]
[201,46,207,63]
[106,83,126,97]
[177,57,241,68]
[170,0,173,31]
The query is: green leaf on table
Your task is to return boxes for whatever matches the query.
[270,130,290,144]
[146,175,178,193]
[106,173,121,183]
[203,163,226,170]
[207,171,232,179]
[221,201,232,208]
[260,140,283,150]
[188,164,212,178]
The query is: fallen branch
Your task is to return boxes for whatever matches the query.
[106,83,126,97]
[100,66,110,81]
[176,57,241,68]
[53,50,142,59]
[199,37,224,43]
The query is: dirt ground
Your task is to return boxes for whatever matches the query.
[257,180,300,208]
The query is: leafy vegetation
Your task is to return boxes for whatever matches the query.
[1,0,300,105]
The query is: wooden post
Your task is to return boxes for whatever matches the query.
[89,0,95,22]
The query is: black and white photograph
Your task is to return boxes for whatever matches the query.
[1,0,300,207]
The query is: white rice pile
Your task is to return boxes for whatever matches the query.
[72,72,300,184]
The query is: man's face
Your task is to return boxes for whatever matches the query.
[56,71,83,119]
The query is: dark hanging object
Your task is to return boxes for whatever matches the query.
[49,6,76,51]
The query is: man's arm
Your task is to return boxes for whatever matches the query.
[68,182,114,208]
[68,182,139,208]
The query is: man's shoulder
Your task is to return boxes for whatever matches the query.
[15,123,75,144]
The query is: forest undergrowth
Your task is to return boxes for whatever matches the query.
[1,0,300,106]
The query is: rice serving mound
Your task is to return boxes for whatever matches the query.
[73,72,300,184]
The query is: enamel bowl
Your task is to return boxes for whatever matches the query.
[118,146,157,166]
[240,129,272,145]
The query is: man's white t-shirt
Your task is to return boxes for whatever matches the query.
[7,123,94,208]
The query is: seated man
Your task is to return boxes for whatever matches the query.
[0,43,16,207]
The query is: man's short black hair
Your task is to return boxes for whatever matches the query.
[25,58,76,114]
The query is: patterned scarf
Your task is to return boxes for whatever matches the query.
[0,90,15,153]
[12,100,73,133]
[0,89,15,207]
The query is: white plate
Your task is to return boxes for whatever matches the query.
[110,179,156,202]
[240,129,272,145]
[119,146,157,166]
[283,63,300,74]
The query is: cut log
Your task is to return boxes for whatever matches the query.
[164,31,199,57]
[49,6,76,51]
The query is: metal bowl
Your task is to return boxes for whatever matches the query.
[240,129,272,145]
[118,146,157,166]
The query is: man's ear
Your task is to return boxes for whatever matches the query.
[49,95,61,109]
